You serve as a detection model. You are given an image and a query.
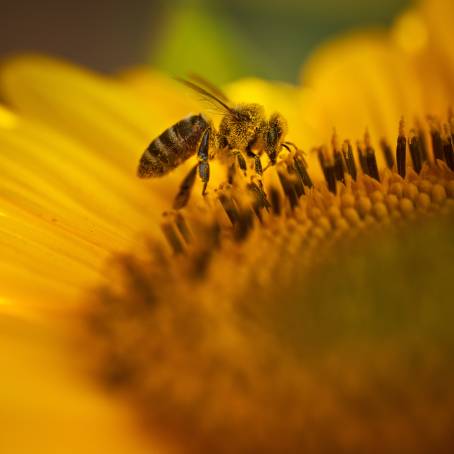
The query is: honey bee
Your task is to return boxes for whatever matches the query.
[137,76,291,209]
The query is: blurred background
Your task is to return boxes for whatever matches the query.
[0,0,411,84]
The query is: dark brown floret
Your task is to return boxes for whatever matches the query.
[293,153,313,188]
[442,131,454,171]
[430,119,444,162]
[277,167,300,207]
[396,120,407,178]
[333,150,345,184]
[175,212,192,244]
[365,133,380,181]
[269,187,282,216]
[380,139,395,170]
[218,192,240,225]
[161,219,185,254]
[356,141,369,176]
[409,131,423,173]
[342,140,357,180]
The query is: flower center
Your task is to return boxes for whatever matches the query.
[83,116,454,453]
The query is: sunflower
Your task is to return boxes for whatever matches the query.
[1,0,454,452]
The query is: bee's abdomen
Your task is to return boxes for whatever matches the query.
[138,114,208,178]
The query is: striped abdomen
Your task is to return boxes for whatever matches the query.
[137,114,209,178]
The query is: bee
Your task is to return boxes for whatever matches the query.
[137,76,291,209]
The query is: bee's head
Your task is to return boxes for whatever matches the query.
[266,113,288,164]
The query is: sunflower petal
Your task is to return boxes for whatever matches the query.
[0,314,155,453]
[421,0,454,84]
[0,112,167,314]
[0,55,158,175]
[300,29,452,153]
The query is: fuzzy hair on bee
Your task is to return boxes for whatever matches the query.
[137,75,293,210]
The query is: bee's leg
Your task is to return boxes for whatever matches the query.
[246,141,265,190]
[246,138,263,176]
[246,151,263,177]
[246,147,270,215]
[197,128,211,196]
[198,161,210,195]
[253,155,263,176]
[231,150,247,176]
[237,153,247,175]
[227,162,236,184]
[173,164,198,209]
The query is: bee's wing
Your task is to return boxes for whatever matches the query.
[187,73,230,103]
[176,77,233,115]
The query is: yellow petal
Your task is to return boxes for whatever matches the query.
[390,5,454,115]
[421,0,454,84]
[0,110,168,315]
[0,314,157,454]
[1,56,151,172]
[391,8,429,56]
[0,104,18,128]
[302,31,421,142]
[299,0,454,155]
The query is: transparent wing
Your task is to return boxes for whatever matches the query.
[175,77,233,115]
[187,73,230,103]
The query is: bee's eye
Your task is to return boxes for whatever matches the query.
[268,129,276,144]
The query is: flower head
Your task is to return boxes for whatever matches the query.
[1,0,454,452]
